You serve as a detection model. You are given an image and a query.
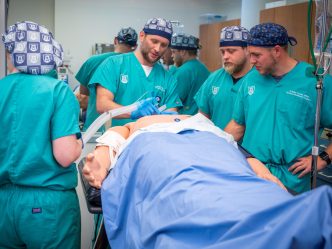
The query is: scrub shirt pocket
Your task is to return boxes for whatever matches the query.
[278,93,313,129]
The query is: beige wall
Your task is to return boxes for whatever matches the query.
[8,0,54,32]
[54,0,242,88]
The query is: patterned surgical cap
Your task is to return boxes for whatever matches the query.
[220,26,249,47]
[117,27,138,46]
[2,21,63,75]
[143,18,173,42]
[248,23,297,47]
[170,33,200,50]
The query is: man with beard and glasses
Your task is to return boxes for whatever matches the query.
[224,23,332,194]
[89,18,182,127]
[170,33,210,115]
[194,26,251,129]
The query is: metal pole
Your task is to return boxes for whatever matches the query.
[311,0,331,189]
[0,0,7,79]
[311,78,323,189]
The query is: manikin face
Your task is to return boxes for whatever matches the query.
[248,46,277,75]
[219,46,249,75]
[139,32,169,66]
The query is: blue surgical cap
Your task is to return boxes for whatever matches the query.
[2,21,63,75]
[170,33,200,50]
[248,23,297,47]
[143,18,173,42]
[117,27,138,46]
[220,26,249,47]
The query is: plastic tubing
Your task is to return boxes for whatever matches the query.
[82,102,139,145]
[308,0,332,72]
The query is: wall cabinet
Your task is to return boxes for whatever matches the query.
[199,2,315,71]
[260,2,315,63]
[199,19,240,72]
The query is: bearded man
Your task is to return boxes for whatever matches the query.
[89,17,182,127]
[195,26,252,129]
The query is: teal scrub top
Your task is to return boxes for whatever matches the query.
[76,52,118,88]
[46,69,58,79]
[175,59,210,115]
[233,62,332,166]
[76,52,119,131]
[89,52,182,126]
[0,73,80,190]
[194,68,248,129]
[168,65,177,75]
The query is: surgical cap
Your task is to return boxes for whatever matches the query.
[220,26,249,47]
[248,23,297,47]
[143,18,173,42]
[117,27,138,46]
[170,33,200,50]
[1,21,63,75]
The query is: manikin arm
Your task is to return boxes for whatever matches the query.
[83,126,130,188]
[224,119,245,142]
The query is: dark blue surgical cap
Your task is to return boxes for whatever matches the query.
[170,33,200,50]
[248,23,297,47]
[219,26,249,47]
[117,27,138,46]
[143,18,173,42]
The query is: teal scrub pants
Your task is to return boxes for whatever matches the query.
[267,163,311,194]
[0,184,81,249]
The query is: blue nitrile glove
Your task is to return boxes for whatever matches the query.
[130,98,160,120]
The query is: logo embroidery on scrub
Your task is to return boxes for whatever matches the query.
[212,86,219,95]
[120,74,128,84]
[32,207,42,214]
[248,85,255,95]
[155,85,165,92]
[286,90,311,101]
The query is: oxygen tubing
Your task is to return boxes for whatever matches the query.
[308,0,332,73]
[82,103,140,145]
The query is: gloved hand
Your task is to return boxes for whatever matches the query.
[130,98,160,120]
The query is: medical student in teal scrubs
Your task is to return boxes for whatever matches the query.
[225,23,332,194]
[161,47,177,74]
[194,26,252,129]
[0,21,82,248]
[170,33,210,115]
[90,17,182,127]
[75,27,138,130]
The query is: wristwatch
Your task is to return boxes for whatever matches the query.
[319,151,331,165]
